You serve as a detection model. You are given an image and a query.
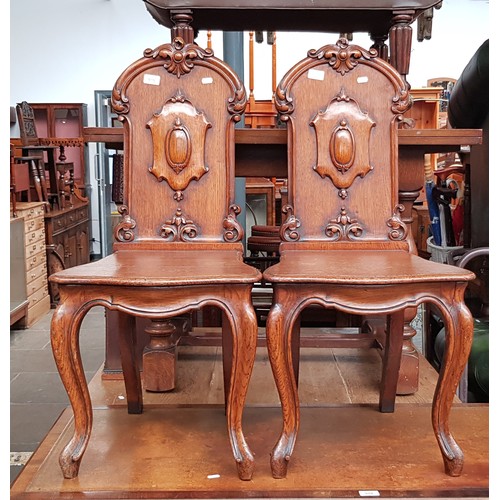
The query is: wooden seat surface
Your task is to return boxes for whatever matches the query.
[50,248,261,286]
[264,248,475,284]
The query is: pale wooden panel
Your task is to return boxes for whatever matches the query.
[14,405,488,499]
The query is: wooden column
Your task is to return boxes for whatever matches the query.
[389,11,413,83]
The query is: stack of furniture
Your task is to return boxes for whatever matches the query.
[11,102,91,307]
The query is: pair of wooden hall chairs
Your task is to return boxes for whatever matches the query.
[49,30,475,482]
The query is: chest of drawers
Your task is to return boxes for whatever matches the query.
[12,202,51,327]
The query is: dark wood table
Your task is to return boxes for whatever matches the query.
[143,0,442,82]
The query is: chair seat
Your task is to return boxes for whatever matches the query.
[263,249,475,285]
[51,249,261,287]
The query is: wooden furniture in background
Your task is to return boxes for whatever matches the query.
[13,102,91,305]
[246,177,276,226]
[263,38,475,479]
[44,201,90,306]
[15,101,60,209]
[27,102,88,194]
[11,202,51,328]
[244,31,278,128]
[49,17,261,481]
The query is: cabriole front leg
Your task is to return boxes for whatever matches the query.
[50,291,92,479]
[432,286,474,476]
[224,288,258,481]
[266,288,301,479]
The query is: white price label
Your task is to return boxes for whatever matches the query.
[143,74,160,86]
[307,68,325,81]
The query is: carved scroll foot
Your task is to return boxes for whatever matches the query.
[235,456,255,481]
[442,443,465,477]
[59,450,82,479]
[270,436,294,479]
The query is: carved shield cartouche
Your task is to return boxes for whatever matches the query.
[311,90,375,192]
[147,95,211,195]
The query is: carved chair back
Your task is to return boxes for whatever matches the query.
[111,38,247,249]
[16,101,41,147]
[276,39,412,249]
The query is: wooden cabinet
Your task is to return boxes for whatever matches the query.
[29,103,88,189]
[45,201,90,305]
[11,202,51,327]
[406,88,441,130]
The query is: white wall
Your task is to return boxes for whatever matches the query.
[10,0,489,120]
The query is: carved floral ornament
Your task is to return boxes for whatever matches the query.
[325,206,363,241]
[145,37,214,79]
[160,208,198,242]
[308,37,378,76]
[280,205,301,242]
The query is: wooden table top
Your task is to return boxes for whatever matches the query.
[143,0,442,33]
[84,126,482,149]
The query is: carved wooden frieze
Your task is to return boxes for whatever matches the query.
[223,204,244,242]
[160,208,198,242]
[311,89,375,196]
[39,138,84,148]
[325,206,363,241]
[147,93,211,201]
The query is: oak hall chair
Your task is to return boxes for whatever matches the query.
[49,29,261,480]
[264,38,475,479]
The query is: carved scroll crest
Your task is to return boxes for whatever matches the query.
[280,205,301,242]
[114,205,136,242]
[308,37,378,75]
[325,206,364,241]
[311,89,375,196]
[274,38,411,124]
[147,93,211,200]
[223,204,244,242]
[144,37,213,79]
[160,208,198,242]
[386,205,408,241]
